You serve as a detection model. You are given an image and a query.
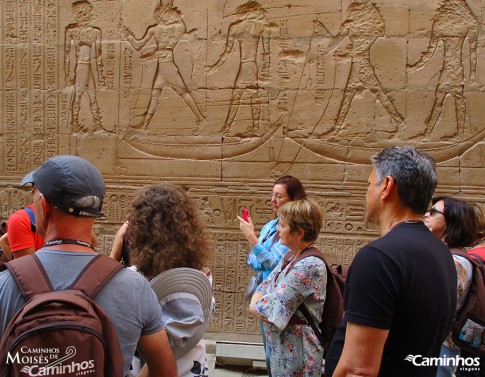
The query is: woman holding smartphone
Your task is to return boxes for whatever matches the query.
[238,175,307,280]
[237,175,306,375]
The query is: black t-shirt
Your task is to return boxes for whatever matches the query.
[325,221,457,377]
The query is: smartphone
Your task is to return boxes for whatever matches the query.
[242,208,249,222]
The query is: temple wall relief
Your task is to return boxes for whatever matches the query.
[1,0,484,336]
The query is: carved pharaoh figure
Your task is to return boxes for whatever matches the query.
[408,0,478,139]
[65,0,105,132]
[122,0,206,131]
[209,0,271,136]
[318,0,405,136]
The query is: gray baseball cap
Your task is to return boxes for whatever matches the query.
[21,155,105,218]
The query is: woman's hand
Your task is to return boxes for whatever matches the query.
[249,292,270,323]
[237,215,259,248]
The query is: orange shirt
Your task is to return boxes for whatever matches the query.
[468,244,485,260]
[6,205,45,253]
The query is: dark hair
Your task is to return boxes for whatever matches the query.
[371,146,437,215]
[278,199,323,242]
[432,196,478,248]
[274,176,306,201]
[127,184,210,279]
[472,204,485,243]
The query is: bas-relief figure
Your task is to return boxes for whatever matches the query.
[316,0,405,137]
[122,0,207,132]
[209,0,272,136]
[65,0,106,132]
[408,0,479,139]
[1,0,484,336]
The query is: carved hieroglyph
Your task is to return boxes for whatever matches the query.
[0,0,484,336]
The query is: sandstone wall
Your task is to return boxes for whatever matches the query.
[0,0,484,337]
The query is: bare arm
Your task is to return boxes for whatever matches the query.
[332,322,389,377]
[0,233,12,260]
[136,330,178,377]
[467,25,478,81]
[11,246,36,259]
[109,222,128,262]
[209,31,236,73]
[125,26,156,52]
[408,33,439,70]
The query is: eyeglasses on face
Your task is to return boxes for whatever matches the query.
[271,193,288,201]
[428,207,444,217]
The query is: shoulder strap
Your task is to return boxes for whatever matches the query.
[7,254,53,300]
[295,247,324,264]
[451,248,479,267]
[71,255,124,298]
[452,248,485,277]
[299,303,324,343]
[7,254,124,300]
[23,207,36,233]
[470,253,484,264]
[293,247,327,336]
[281,246,324,267]
[451,247,470,260]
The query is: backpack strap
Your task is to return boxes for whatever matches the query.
[6,254,53,300]
[451,248,485,282]
[299,303,324,345]
[470,253,484,264]
[295,247,324,264]
[7,254,124,300]
[23,207,36,233]
[71,255,124,298]
[290,247,344,353]
[451,248,482,267]
[451,247,470,259]
[289,247,327,339]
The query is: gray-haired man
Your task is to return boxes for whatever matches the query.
[326,146,457,377]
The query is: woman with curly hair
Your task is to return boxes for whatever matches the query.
[127,183,213,377]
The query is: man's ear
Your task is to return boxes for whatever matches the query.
[381,176,396,201]
[37,193,53,221]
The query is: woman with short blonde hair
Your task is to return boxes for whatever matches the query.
[250,199,326,376]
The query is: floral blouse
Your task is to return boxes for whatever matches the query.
[253,253,327,376]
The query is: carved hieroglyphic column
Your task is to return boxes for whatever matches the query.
[0,0,484,337]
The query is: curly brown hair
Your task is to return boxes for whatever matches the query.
[127,184,210,279]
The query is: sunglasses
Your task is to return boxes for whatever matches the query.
[428,208,444,217]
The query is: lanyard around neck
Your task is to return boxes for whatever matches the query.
[43,238,96,251]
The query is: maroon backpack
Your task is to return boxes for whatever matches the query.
[0,254,125,377]
[285,247,345,356]
[450,249,485,356]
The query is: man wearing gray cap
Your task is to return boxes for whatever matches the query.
[0,155,177,376]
